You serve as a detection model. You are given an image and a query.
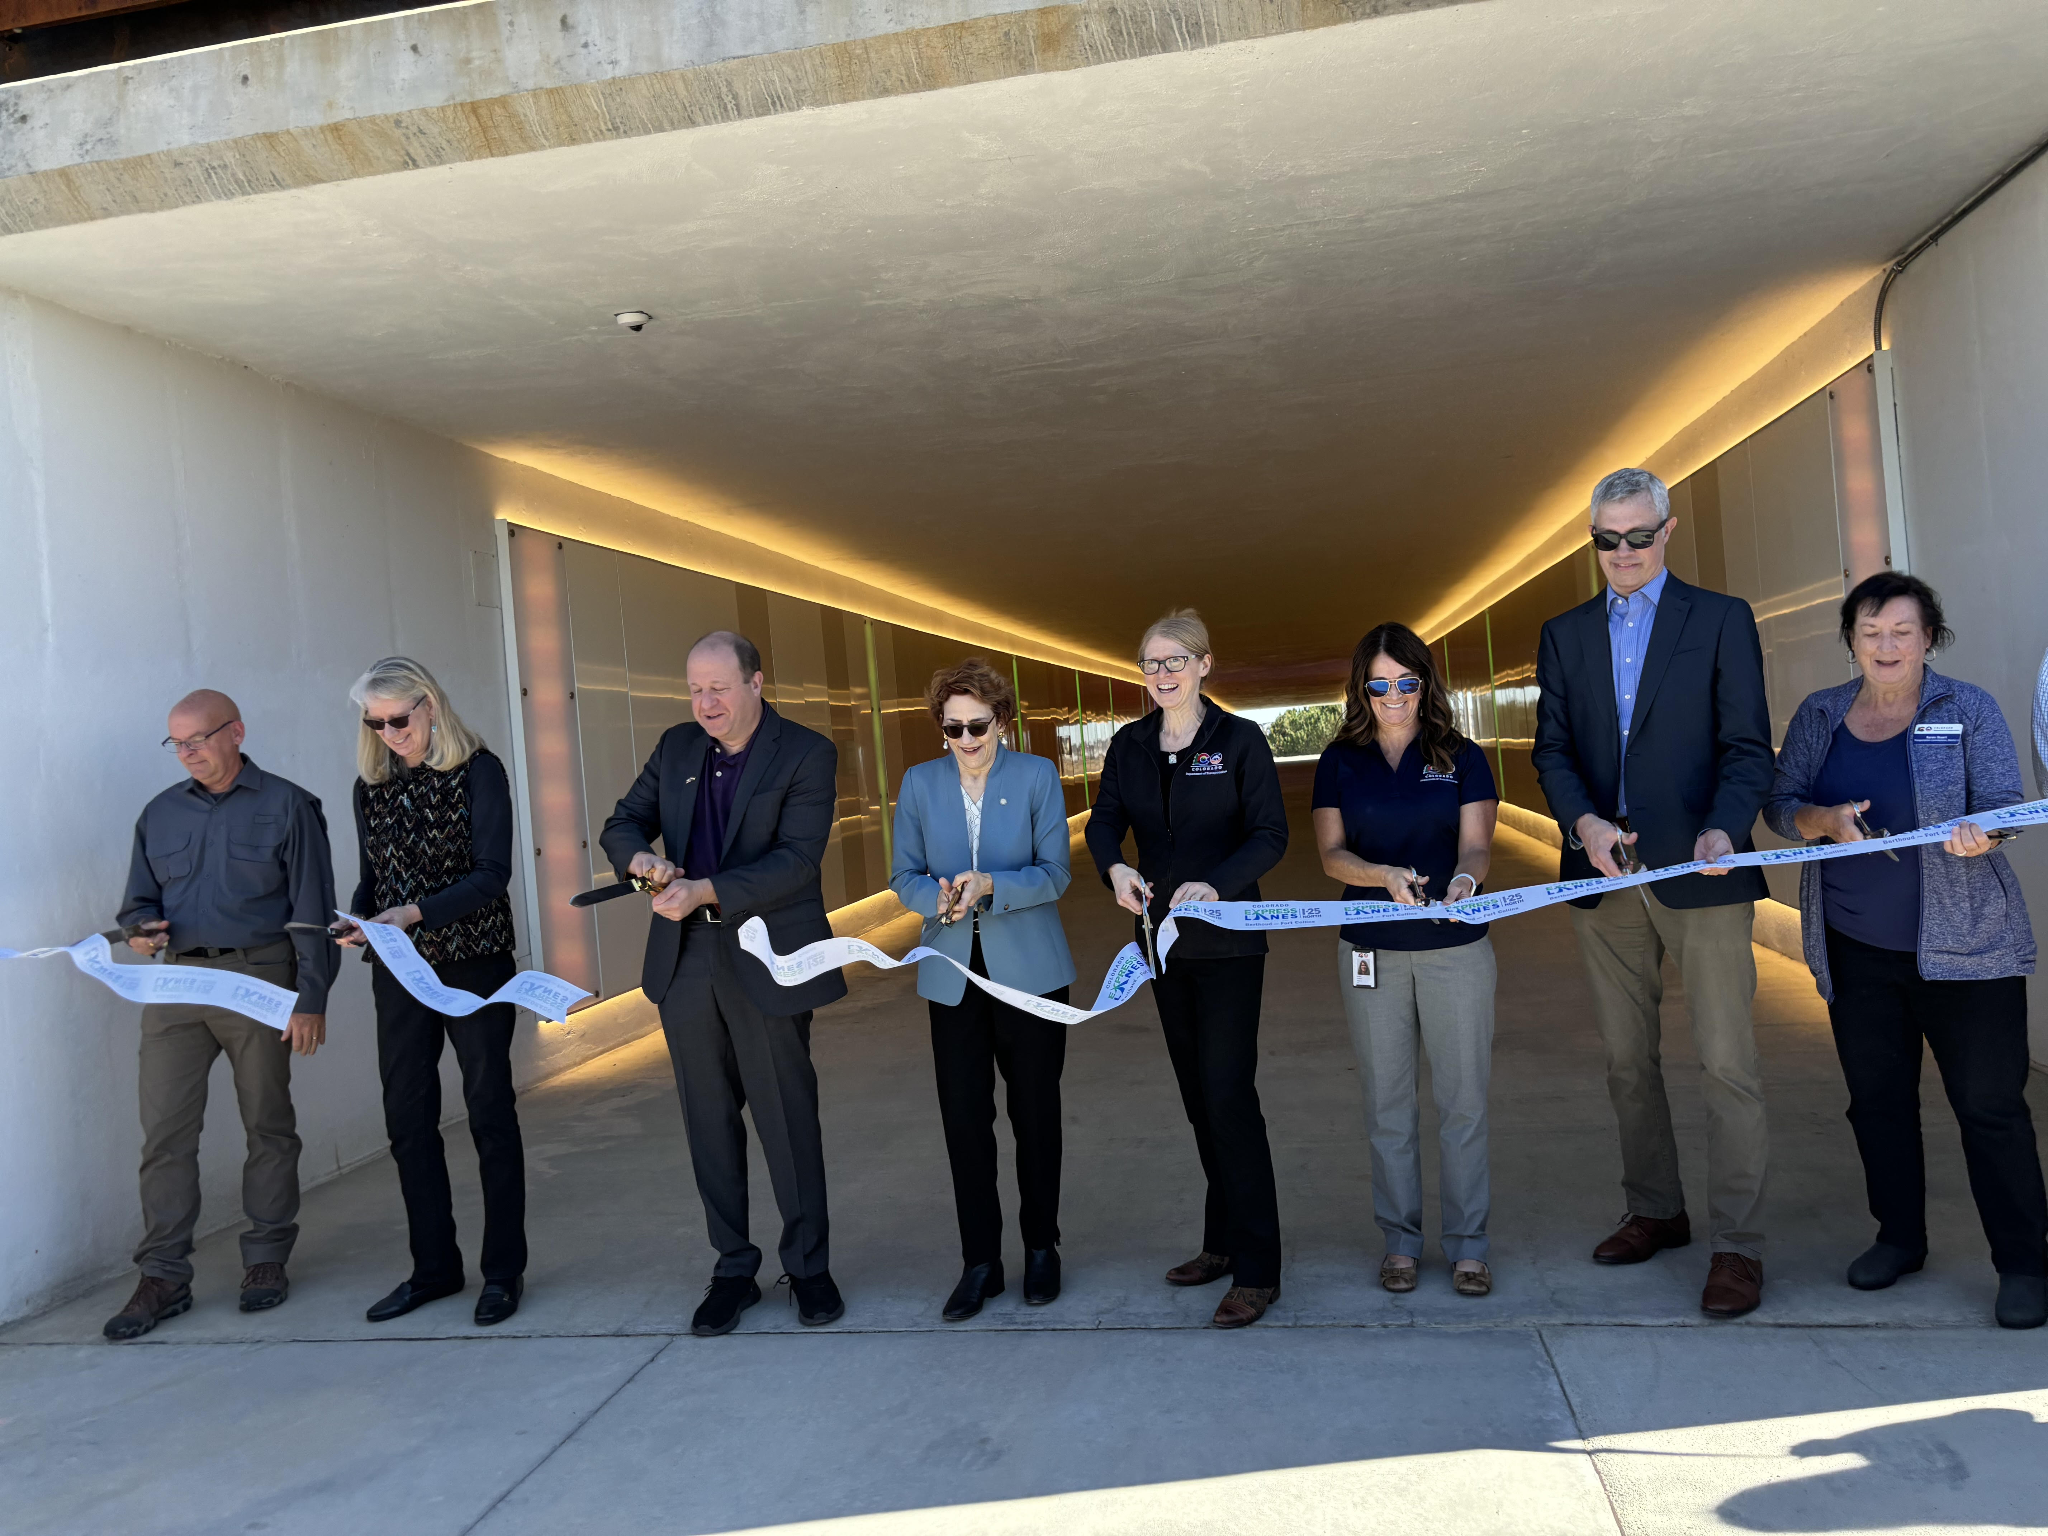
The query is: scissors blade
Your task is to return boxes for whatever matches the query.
[570,875,661,908]
[1853,811,1901,862]
[1141,905,1161,976]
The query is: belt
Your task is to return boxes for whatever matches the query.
[684,906,725,926]
[176,942,292,961]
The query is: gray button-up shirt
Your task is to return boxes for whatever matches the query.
[119,758,339,1012]
[1607,566,1668,817]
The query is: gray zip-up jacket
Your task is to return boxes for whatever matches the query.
[1764,667,2034,1002]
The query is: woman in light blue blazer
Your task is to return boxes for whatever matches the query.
[891,658,1077,1321]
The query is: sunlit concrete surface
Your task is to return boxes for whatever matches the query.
[4,774,2044,1533]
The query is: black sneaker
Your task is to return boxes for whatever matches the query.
[785,1271,845,1326]
[691,1276,762,1337]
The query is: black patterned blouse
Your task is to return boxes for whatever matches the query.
[351,748,516,966]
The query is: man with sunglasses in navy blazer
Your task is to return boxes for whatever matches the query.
[1533,467,1775,1318]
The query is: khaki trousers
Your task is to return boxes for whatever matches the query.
[1568,892,1767,1257]
[135,946,301,1284]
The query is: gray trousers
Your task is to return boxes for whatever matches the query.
[657,931,830,1281]
[1568,891,1767,1257]
[1337,937,1496,1262]
[135,947,301,1284]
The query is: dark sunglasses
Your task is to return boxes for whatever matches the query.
[1366,677,1422,697]
[364,697,426,734]
[1590,522,1668,552]
[942,717,996,740]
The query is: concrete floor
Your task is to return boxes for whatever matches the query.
[4,771,2045,1534]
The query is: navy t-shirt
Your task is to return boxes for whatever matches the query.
[1810,721,1921,953]
[1312,736,1498,951]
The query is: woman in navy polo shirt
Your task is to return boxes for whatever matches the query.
[1314,622,1499,1297]
[1765,572,2043,1330]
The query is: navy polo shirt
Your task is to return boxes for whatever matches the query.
[683,737,754,881]
[1312,736,1497,951]
[1810,722,1921,953]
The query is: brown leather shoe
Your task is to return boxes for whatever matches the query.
[103,1274,192,1341]
[1701,1253,1764,1317]
[1165,1251,1232,1287]
[240,1262,289,1313]
[1211,1284,1278,1328]
[1379,1256,1419,1293]
[1592,1211,1692,1265]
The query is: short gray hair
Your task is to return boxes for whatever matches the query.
[1589,467,1670,523]
[690,630,763,678]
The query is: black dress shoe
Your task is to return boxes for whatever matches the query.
[692,1276,761,1337]
[943,1261,1004,1322]
[474,1277,523,1327]
[1996,1273,2046,1330]
[790,1271,845,1326]
[1023,1248,1060,1305]
[1847,1242,1926,1291]
[366,1277,463,1323]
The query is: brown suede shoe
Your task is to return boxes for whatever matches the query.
[1592,1211,1692,1265]
[240,1263,289,1313]
[1165,1251,1232,1287]
[1701,1253,1764,1317]
[103,1274,192,1341]
[1211,1284,1278,1328]
[1379,1256,1419,1293]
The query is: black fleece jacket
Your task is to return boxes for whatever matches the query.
[1085,701,1288,960]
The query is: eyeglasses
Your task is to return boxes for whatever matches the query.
[1140,655,1196,675]
[1365,677,1423,697]
[942,718,996,740]
[161,720,237,754]
[1590,522,1668,552]
[364,697,426,734]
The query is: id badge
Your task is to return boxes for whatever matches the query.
[1352,948,1377,989]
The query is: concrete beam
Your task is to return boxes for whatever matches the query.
[0,0,1477,237]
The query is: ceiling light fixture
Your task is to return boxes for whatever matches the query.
[614,310,652,332]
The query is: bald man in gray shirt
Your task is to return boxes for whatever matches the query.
[102,690,337,1341]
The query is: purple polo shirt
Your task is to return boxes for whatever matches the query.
[683,736,754,881]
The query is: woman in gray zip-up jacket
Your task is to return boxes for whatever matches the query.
[1764,572,2043,1330]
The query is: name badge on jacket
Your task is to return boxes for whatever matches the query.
[1913,722,1963,746]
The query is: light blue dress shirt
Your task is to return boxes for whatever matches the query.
[1608,567,1668,817]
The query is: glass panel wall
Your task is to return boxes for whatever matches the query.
[503,524,1133,981]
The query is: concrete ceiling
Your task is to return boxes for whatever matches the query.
[3,0,2047,699]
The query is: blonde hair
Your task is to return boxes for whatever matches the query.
[350,657,485,784]
[1138,607,1212,664]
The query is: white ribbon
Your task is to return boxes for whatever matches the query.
[0,934,300,1030]
[740,797,2048,1025]
[342,914,591,1023]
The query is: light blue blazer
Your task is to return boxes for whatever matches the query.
[889,748,1076,1006]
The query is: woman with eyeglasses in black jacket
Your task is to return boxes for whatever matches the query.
[1085,608,1289,1327]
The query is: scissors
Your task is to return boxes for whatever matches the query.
[1852,810,1901,863]
[1141,899,1162,976]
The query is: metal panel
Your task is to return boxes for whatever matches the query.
[618,551,733,759]
[561,542,643,1001]
[765,592,843,909]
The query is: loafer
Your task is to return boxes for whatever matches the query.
[1211,1283,1278,1328]
[1995,1273,2046,1330]
[1452,1262,1492,1297]
[691,1276,761,1337]
[1701,1253,1764,1318]
[789,1271,845,1327]
[1023,1248,1060,1306]
[366,1277,464,1323]
[1847,1242,1926,1291]
[239,1262,289,1313]
[943,1261,1004,1322]
[1594,1211,1692,1265]
[103,1274,192,1341]
[474,1277,523,1327]
[1165,1251,1232,1287]
[1380,1256,1419,1293]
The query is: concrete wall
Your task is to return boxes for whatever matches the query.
[1885,154,2048,1064]
[0,290,653,1325]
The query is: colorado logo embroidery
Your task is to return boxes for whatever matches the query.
[1188,751,1227,775]
[1420,766,1459,784]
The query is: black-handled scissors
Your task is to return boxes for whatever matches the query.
[1853,811,1901,863]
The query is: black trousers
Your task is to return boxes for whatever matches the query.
[372,950,526,1287]
[1826,927,2046,1277]
[657,930,830,1281]
[927,930,1069,1265]
[1153,953,1283,1288]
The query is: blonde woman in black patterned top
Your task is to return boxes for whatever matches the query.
[337,657,526,1328]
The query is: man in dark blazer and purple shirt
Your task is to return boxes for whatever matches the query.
[600,630,846,1337]
[1533,467,1776,1319]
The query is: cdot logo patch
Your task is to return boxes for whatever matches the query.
[1188,752,1227,775]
